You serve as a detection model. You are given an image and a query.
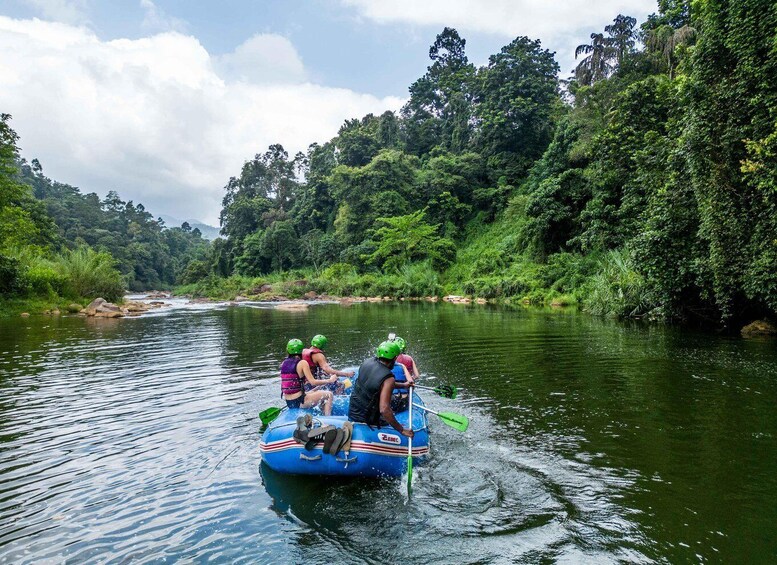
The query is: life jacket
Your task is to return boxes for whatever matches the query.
[302,347,323,376]
[391,363,406,395]
[396,353,414,373]
[280,356,303,397]
[348,357,394,426]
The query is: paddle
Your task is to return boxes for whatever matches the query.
[259,406,283,430]
[407,388,413,496]
[414,384,458,400]
[412,403,469,432]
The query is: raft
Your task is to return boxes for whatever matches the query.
[260,386,430,478]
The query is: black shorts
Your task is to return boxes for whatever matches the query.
[285,395,305,409]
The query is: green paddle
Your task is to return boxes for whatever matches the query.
[415,384,458,400]
[412,403,469,432]
[407,389,414,496]
[259,406,283,429]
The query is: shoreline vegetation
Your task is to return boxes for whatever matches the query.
[4,2,777,335]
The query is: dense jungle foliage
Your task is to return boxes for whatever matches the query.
[3,0,776,328]
[0,114,210,311]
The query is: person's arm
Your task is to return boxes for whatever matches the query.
[299,359,335,386]
[313,353,355,378]
[379,378,413,438]
[411,359,420,381]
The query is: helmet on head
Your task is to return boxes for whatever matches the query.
[287,338,304,355]
[376,340,400,360]
[311,334,328,349]
[392,336,407,353]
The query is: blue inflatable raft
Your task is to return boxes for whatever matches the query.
[260,388,429,478]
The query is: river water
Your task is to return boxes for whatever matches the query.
[1,301,776,563]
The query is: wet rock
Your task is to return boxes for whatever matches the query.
[443,295,471,304]
[367,297,382,303]
[475,298,487,305]
[66,303,83,313]
[275,302,309,311]
[741,320,777,337]
[425,296,439,302]
[144,291,171,299]
[234,295,249,302]
[304,291,317,299]
[124,301,151,313]
[83,298,124,317]
[339,298,353,307]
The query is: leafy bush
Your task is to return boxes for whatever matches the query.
[55,247,125,302]
[0,253,26,296]
[584,250,657,318]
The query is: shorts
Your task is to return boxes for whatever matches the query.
[285,395,305,409]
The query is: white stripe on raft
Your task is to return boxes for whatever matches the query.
[260,438,429,457]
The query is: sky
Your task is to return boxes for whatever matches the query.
[0,0,658,225]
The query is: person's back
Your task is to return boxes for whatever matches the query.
[348,357,392,425]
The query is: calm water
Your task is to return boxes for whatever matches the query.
[1,301,776,563]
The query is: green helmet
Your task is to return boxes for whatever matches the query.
[311,334,328,349]
[393,336,407,353]
[287,338,304,355]
[376,340,400,360]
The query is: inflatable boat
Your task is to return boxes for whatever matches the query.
[260,389,429,478]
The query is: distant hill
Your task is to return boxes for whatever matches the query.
[159,215,221,240]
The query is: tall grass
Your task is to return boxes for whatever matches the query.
[584,250,657,318]
[55,247,125,302]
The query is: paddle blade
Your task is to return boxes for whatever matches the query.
[407,456,413,495]
[259,407,282,427]
[437,411,469,432]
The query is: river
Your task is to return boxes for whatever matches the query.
[1,301,776,563]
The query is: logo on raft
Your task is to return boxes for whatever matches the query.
[377,432,401,445]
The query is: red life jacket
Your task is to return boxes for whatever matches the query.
[280,356,303,397]
[302,347,323,376]
[396,353,414,373]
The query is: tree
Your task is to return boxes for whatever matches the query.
[475,36,561,184]
[365,210,455,271]
[575,33,614,85]
[605,15,638,66]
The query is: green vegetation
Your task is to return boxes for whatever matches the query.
[0,112,210,315]
[4,0,777,329]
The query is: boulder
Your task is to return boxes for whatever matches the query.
[275,302,309,311]
[304,291,317,299]
[66,303,83,313]
[124,301,150,313]
[20,312,30,318]
[741,320,777,337]
[254,284,273,294]
[83,298,124,317]
[234,295,249,302]
[475,298,487,305]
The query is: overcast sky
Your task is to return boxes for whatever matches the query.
[0,0,657,226]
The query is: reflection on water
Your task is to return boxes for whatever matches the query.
[1,303,777,563]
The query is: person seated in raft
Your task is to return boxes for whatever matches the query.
[281,338,337,415]
[391,335,420,383]
[390,357,414,413]
[302,334,355,395]
[347,340,414,439]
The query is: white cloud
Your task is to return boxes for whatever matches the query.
[215,34,307,84]
[139,0,187,33]
[0,16,402,224]
[342,0,657,74]
[21,0,89,25]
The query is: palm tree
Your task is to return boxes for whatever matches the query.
[605,14,637,66]
[575,33,614,86]
[645,24,696,79]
